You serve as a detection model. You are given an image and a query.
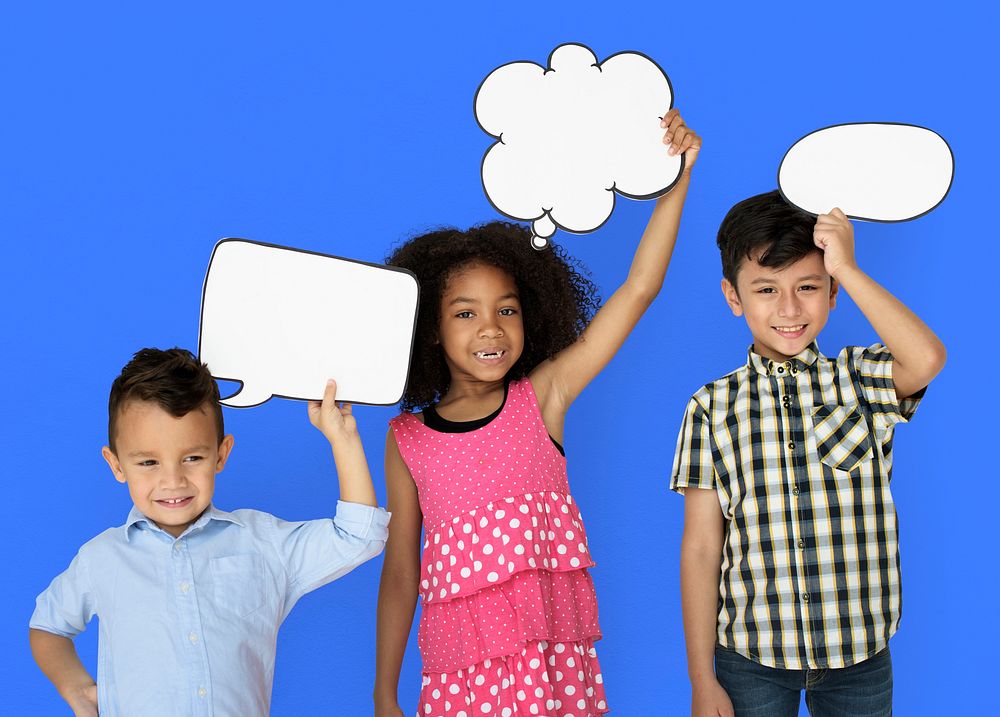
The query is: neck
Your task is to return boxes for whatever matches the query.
[440,376,506,405]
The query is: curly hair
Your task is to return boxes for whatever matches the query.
[387,221,601,412]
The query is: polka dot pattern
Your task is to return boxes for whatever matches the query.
[391,379,609,715]
[418,491,593,603]
[419,569,601,672]
[418,639,608,717]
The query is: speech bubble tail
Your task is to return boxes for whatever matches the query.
[530,214,556,250]
[219,384,272,408]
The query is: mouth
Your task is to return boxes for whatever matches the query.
[772,324,807,339]
[473,349,506,362]
[155,497,194,509]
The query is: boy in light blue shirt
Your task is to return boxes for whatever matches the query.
[29,347,390,716]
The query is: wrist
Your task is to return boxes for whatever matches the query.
[830,260,863,284]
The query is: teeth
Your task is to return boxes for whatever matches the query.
[775,325,805,333]
[475,350,504,358]
[162,498,187,504]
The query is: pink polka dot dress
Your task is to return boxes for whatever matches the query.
[390,378,608,717]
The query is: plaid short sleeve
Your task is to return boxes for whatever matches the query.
[846,344,925,426]
[671,394,717,494]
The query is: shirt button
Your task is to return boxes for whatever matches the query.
[788,441,795,449]
[173,542,182,552]
[802,593,811,602]
[180,582,190,593]
[198,687,207,698]
[777,366,785,373]
[792,486,800,496]
[797,539,805,548]
[188,632,198,644]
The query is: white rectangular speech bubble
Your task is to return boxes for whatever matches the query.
[198,239,419,407]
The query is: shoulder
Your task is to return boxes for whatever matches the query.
[77,524,129,561]
[691,365,749,408]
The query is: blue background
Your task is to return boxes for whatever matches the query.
[3,1,994,714]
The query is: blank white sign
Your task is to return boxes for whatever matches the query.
[199,239,419,407]
[778,123,953,222]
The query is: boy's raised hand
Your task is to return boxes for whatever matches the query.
[661,108,701,171]
[813,207,857,278]
[307,379,358,445]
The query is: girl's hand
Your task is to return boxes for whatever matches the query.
[374,700,406,717]
[661,108,701,171]
[813,207,857,279]
[307,379,359,446]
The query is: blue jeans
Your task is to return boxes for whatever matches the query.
[714,646,893,716]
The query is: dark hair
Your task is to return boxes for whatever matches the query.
[108,348,224,451]
[717,190,818,287]
[387,221,601,412]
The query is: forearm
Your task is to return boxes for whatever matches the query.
[30,629,95,705]
[625,172,691,302]
[374,569,419,704]
[330,435,378,507]
[834,263,946,378]
[680,541,722,684]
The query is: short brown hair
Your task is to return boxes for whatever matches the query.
[717,190,818,288]
[108,348,224,452]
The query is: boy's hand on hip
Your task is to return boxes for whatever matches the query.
[661,108,701,171]
[814,207,857,278]
[68,683,98,716]
[308,379,359,445]
[692,677,734,717]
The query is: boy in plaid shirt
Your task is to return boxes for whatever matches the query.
[671,191,945,716]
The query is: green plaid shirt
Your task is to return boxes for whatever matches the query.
[671,342,924,670]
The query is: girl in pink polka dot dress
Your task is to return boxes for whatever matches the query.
[374,109,701,717]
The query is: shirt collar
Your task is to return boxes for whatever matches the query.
[747,341,822,377]
[123,504,244,542]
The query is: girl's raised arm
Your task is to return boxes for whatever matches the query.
[532,109,701,422]
[373,430,423,717]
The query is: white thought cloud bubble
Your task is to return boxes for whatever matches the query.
[778,123,954,222]
[475,43,683,248]
[198,239,419,407]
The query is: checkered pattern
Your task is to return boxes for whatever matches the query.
[671,343,924,670]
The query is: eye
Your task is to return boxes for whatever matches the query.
[499,307,518,316]
[455,310,474,319]
[798,284,818,292]
[183,456,204,463]
[756,287,776,294]
[137,459,158,467]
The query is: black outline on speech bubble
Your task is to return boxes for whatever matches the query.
[777,121,955,223]
[473,42,685,239]
[197,238,420,409]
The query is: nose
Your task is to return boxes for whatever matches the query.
[160,466,189,489]
[777,292,802,318]
[479,317,504,339]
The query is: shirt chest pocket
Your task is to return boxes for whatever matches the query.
[810,404,873,474]
[211,554,266,617]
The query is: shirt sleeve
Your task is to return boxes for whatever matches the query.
[29,551,96,638]
[846,344,926,426]
[269,501,390,614]
[670,395,718,494]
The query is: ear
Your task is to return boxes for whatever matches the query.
[829,277,839,309]
[102,446,126,484]
[721,278,744,317]
[215,434,235,473]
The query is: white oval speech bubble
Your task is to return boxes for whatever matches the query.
[475,43,684,248]
[198,239,419,407]
[778,123,953,222]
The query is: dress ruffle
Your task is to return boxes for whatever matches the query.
[419,569,601,673]
[419,638,609,717]
[420,491,594,604]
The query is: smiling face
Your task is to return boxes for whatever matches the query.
[437,262,525,390]
[102,400,234,537]
[722,250,837,362]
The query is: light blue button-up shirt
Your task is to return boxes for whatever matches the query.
[30,501,389,716]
